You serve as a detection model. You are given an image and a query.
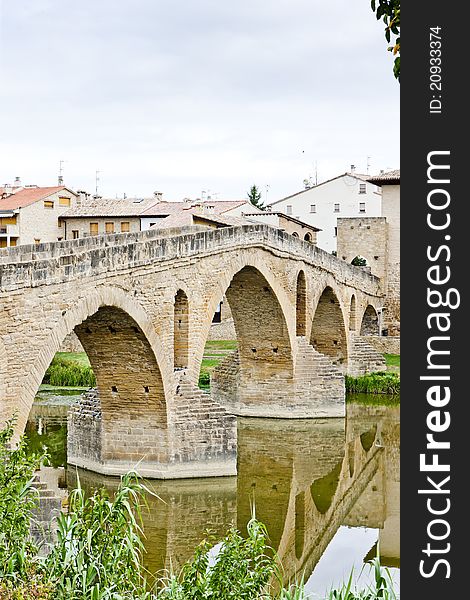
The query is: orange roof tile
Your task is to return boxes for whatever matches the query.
[0,186,70,210]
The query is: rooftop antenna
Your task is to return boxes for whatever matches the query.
[366,156,371,175]
[58,160,66,185]
[265,184,270,206]
[314,160,318,185]
[95,170,100,196]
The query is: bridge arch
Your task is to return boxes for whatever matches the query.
[349,294,357,332]
[198,256,295,416]
[360,304,380,336]
[14,287,170,438]
[296,270,307,337]
[309,286,349,367]
[174,289,189,369]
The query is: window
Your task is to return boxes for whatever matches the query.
[105,222,115,234]
[44,200,54,209]
[334,227,337,237]
[310,204,316,213]
[359,202,366,213]
[90,223,99,236]
[292,232,299,237]
[58,219,62,227]
[121,221,130,233]
[59,196,71,207]
[286,205,293,215]
[359,183,366,194]
[334,203,340,213]
[72,230,79,239]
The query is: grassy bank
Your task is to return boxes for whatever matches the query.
[345,372,400,396]
[1,420,398,599]
[384,354,400,374]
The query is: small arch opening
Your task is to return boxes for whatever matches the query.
[174,290,189,369]
[349,295,357,332]
[296,270,307,336]
[360,305,380,336]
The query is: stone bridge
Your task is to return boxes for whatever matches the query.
[0,224,385,478]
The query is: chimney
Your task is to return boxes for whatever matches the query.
[58,175,64,185]
[14,176,21,186]
[76,190,90,207]
[153,191,163,201]
[350,165,356,173]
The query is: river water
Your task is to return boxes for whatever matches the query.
[27,388,400,598]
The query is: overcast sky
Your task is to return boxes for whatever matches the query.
[0,0,399,202]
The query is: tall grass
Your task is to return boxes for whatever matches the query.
[345,372,400,395]
[43,357,96,388]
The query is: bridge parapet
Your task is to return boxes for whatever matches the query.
[0,224,382,295]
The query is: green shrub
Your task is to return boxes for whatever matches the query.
[43,357,96,388]
[0,419,44,585]
[345,372,400,395]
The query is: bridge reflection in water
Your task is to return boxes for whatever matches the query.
[28,401,399,593]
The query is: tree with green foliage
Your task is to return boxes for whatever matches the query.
[351,255,368,266]
[371,0,400,81]
[247,185,265,210]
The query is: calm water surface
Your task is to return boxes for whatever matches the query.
[27,388,400,597]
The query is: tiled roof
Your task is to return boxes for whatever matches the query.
[62,197,160,218]
[140,199,250,217]
[0,185,23,197]
[152,207,253,229]
[368,169,400,185]
[0,186,70,210]
[243,211,321,231]
[268,173,376,207]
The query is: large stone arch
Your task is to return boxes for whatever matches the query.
[12,286,171,439]
[309,286,349,367]
[199,254,296,417]
[360,304,380,336]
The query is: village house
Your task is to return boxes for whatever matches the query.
[0,185,78,247]
[60,195,263,239]
[268,171,382,253]
[241,211,320,244]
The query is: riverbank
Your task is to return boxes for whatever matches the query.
[43,345,400,396]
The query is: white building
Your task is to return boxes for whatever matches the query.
[268,172,382,253]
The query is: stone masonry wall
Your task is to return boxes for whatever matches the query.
[337,217,388,281]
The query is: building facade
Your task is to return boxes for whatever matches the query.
[0,186,77,247]
[337,169,400,336]
[268,173,381,253]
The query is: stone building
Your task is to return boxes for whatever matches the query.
[140,199,262,230]
[337,169,400,336]
[268,172,382,253]
[0,185,78,247]
[242,211,320,244]
[60,192,163,239]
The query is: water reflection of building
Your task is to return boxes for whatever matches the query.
[34,403,399,582]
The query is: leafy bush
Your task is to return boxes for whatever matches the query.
[43,357,96,388]
[198,368,210,389]
[0,418,44,588]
